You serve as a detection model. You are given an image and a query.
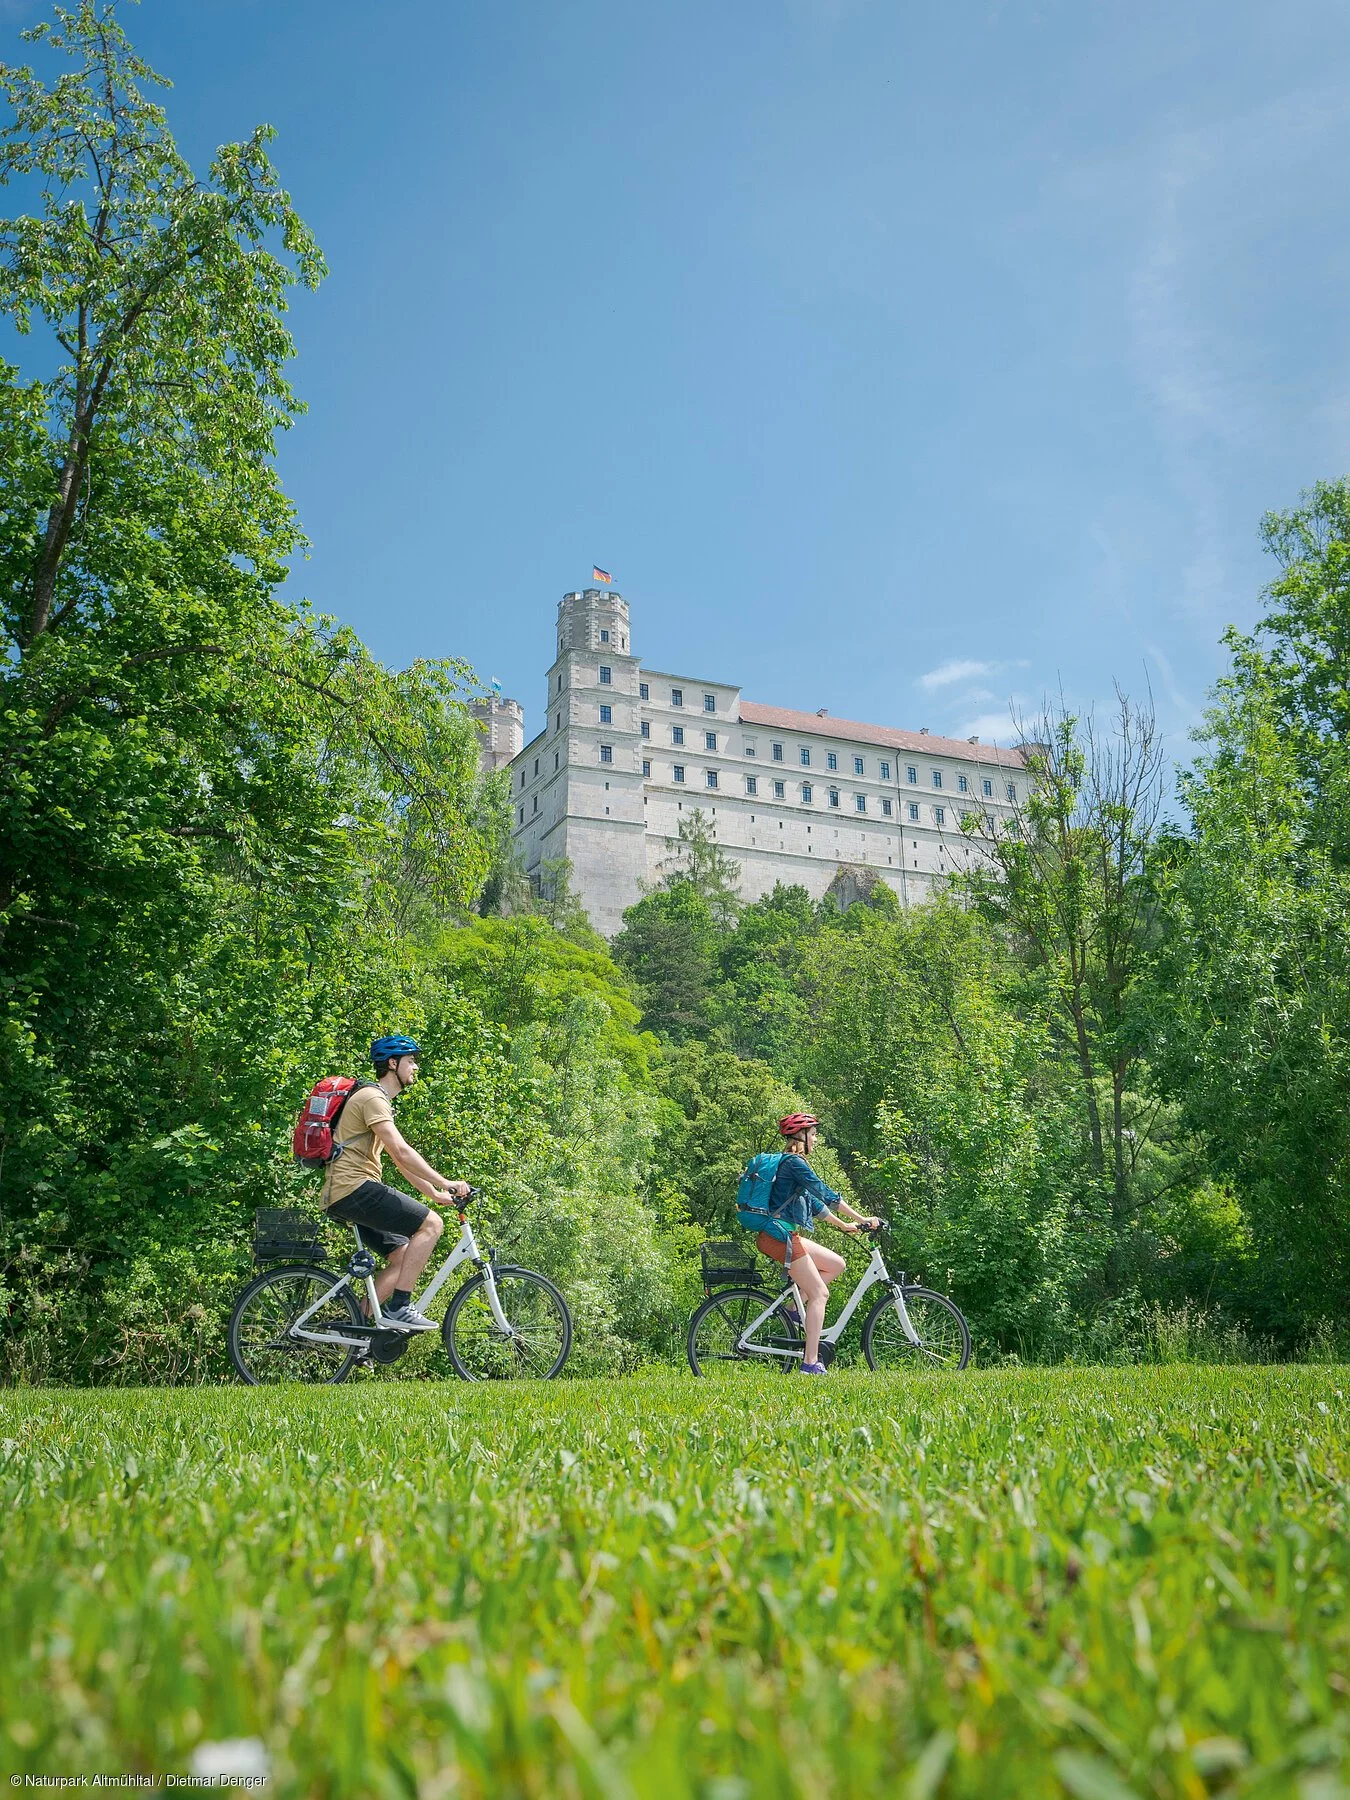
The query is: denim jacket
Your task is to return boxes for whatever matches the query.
[768,1154,841,1233]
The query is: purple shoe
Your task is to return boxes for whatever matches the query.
[800,1361,828,1375]
[783,1301,803,1328]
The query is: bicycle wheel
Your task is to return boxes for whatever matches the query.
[229,1264,364,1386]
[442,1265,572,1380]
[687,1286,801,1380]
[862,1285,971,1371]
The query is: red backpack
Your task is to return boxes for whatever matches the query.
[292,1076,369,1171]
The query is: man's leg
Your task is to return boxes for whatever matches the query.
[387,1211,443,1296]
[372,1243,410,1308]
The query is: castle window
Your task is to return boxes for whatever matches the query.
[983,778,993,797]
[773,779,786,799]
[519,769,525,790]
[554,751,560,770]
[555,714,561,734]
[600,744,613,764]
[557,675,562,694]
[706,769,718,790]
[772,742,784,762]
[802,782,813,803]
[600,629,609,643]
[641,720,650,739]
[826,751,837,771]
[906,765,917,784]
[705,730,717,751]
[880,761,891,781]
[881,797,893,817]
[671,688,683,707]
[801,747,811,767]
[599,704,611,724]
[672,725,685,746]
[854,755,865,776]
[746,775,758,796]
[828,787,840,808]
[533,795,539,814]
[599,665,612,685]
[673,764,685,783]
[855,794,866,813]
[934,805,945,826]
[518,806,524,825]
[1006,782,1017,802]
[640,682,649,701]
[533,758,539,777]
[703,693,716,712]
[642,758,651,777]
[958,774,969,793]
[931,770,942,789]
[908,801,919,821]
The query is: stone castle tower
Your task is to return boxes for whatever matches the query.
[535,588,647,925]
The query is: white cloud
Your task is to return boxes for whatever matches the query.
[918,658,993,691]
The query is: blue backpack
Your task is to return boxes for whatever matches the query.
[736,1151,805,1234]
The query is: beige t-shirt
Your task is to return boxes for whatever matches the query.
[322,1085,396,1206]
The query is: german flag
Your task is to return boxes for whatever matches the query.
[592,565,612,584]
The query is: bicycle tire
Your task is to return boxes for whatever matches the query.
[862,1285,971,1372]
[228,1263,364,1386]
[442,1265,572,1381]
[687,1285,801,1379]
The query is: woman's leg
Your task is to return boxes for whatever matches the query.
[793,1240,846,1364]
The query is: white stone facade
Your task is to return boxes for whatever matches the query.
[501,588,1030,938]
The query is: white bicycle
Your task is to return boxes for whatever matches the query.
[228,1196,572,1384]
[686,1225,970,1376]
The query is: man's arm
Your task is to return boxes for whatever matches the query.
[370,1116,469,1203]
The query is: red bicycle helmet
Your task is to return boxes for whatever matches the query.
[778,1113,819,1137]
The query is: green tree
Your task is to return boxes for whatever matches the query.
[1150,480,1350,1335]
[962,696,1164,1254]
[657,808,741,928]
[0,4,503,1376]
[611,882,718,1040]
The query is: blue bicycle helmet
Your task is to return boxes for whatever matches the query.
[371,1034,421,1067]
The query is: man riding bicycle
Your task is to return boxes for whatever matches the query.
[321,1035,470,1332]
[752,1114,880,1375]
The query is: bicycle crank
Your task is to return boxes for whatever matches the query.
[366,1330,409,1365]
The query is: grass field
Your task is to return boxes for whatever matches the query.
[2,1367,1347,1798]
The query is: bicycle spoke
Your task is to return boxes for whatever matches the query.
[231,1270,361,1386]
[445,1270,571,1381]
[688,1287,797,1380]
[864,1289,970,1372]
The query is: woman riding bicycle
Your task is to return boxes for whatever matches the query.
[755,1114,880,1375]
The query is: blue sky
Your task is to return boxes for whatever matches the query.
[7,0,1350,763]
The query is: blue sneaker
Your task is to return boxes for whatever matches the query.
[800,1361,828,1375]
[783,1301,803,1328]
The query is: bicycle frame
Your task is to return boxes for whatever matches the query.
[289,1211,511,1348]
[731,1241,923,1361]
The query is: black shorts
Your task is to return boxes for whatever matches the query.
[325,1181,430,1258]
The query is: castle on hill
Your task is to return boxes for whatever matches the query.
[473,587,1030,937]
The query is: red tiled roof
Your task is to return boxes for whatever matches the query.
[737,701,1028,767]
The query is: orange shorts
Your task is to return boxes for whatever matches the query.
[756,1230,805,1267]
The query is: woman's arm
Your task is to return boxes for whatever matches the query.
[823,1198,882,1232]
